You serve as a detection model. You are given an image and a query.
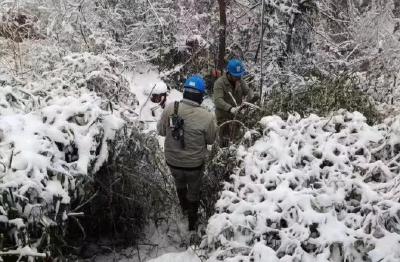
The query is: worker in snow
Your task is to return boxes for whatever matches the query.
[149,81,168,117]
[157,75,217,232]
[213,59,256,147]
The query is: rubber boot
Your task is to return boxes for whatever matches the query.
[188,201,200,231]
[177,188,189,214]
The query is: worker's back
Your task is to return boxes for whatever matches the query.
[157,99,216,168]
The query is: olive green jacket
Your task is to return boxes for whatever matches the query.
[157,99,217,168]
[213,73,253,123]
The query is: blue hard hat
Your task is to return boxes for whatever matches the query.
[184,75,206,94]
[227,59,246,78]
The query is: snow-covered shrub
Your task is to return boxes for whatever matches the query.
[269,74,380,124]
[314,0,400,105]
[76,126,175,249]
[0,0,180,73]
[156,0,214,89]
[0,91,124,258]
[202,146,240,224]
[240,73,381,131]
[0,9,43,42]
[0,52,141,259]
[38,52,137,110]
[205,111,400,262]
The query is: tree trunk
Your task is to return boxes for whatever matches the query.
[217,0,227,71]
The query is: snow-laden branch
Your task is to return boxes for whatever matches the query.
[147,0,166,41]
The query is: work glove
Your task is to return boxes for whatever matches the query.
[230,106,240,114]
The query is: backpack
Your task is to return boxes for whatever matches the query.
[169,101,185,149]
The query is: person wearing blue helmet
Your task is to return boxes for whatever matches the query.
[213,59,255,146]
[157,75,217,233]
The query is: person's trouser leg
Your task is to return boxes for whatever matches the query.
[170,167,188,213]
[185,168,203,231]
[177,188,188,213]
[188,201,200,231]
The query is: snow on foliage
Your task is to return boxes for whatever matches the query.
[39,52,137,110]
[0,53,134,257]
[205,111,400,262]
[315,0,400,105]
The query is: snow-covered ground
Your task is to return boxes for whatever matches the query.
[148,249,202,262]
[94,215,191,262]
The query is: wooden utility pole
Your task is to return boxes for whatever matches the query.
[217,0,227,71]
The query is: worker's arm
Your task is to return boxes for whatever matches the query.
[213,81,232,112]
